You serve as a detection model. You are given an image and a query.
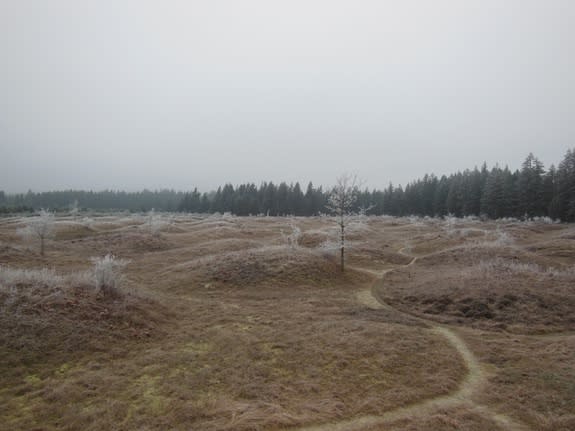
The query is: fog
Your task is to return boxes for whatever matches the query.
[1,1,574,193]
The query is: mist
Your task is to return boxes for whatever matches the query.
[1,1,574,193]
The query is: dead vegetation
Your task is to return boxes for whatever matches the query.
[0,214,574,430]
[378,241,575,333]
[466,330,575,431]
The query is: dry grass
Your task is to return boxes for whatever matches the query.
[378,241,575,333]
[363,407,507,431]
[1,214,574,430]
[464,330,575,431]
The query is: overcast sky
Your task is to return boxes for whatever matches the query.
[1,1,574,193]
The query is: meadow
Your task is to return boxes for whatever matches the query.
[1,213,574,430]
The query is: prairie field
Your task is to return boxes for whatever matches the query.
[1,214,574,430]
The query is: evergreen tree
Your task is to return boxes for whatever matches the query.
[553,148,575,221]
[462,168,483,216]
[446,173,464,216]
[481,167,506,218]
[518,153,546,217]
[288,182,305,215]
[276,182,289,216]
[543,165,556,217]
[433,176,449,216]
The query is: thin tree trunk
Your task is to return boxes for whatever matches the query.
[340,219,345,272]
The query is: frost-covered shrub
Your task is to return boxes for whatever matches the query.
[473,258,575,279]
[69,200,80,218]
[17,209,55,256]
[222,212,235,221]
[80,217,95,227]
[281,220,301,249]
[530,216,557,224]
[0,266,63,289]
[0,265,92,311]
[145,209,172,237]
[407,215,425,226]
[492,229,513,246]
[443,215,458,236]
[91,254,129,296]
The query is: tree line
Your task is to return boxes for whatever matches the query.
[0,189,185,214]
[385,149,575,221]
[2,148,575,221]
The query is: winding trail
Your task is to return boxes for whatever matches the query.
[291,248,530,431]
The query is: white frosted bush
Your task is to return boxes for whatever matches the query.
[493,229,513,246]
[472,258,575,279]
[281,220,301,249]
[17,209,55,256]
[0,266,63,289]
[91,254,129,296]
[145,209,172,237]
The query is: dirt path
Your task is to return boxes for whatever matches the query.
[291,250,530,431]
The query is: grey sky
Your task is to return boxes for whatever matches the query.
[1,1,574,193]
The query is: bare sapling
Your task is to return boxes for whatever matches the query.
[326,174,360,272]
[18,209,56,256]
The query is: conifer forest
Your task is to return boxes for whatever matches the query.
[2,149,575,221]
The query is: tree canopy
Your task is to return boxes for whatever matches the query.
[3,148,575,222]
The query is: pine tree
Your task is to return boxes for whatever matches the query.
[542,165,556,217]
[481,167,506,218]
[446,173,464,216]
[463,168,483,216]
[276,183,289,216]
[554,148,575,221]
[518,153,546,217]
[288,182,305,215]
[433,176,449,217]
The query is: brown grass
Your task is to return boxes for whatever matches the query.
[378,242,575,333]
[1,215,574,430]
[464,330,575,431]
[363,406,507,431]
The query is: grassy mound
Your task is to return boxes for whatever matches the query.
[72,231,172,254]
[379,245,575,333]
[0,266,169,374]
[198,246,359,288]
[53,222,97,240]
[527,239,575,263]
